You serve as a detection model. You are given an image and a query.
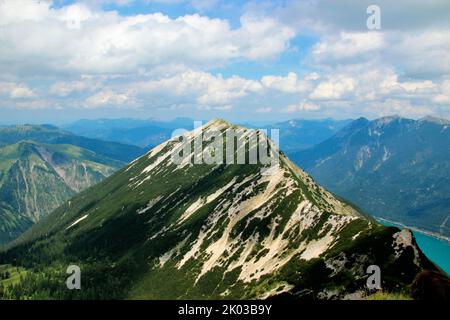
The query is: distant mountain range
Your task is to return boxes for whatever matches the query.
[0,125,146,244]
[0,120,437,299]
[63,118,196,149]
[63,118,351,153]
[291,116,450,238]
[267,119,352,153]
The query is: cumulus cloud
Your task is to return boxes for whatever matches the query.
[312,32,385,61]
[85,91,131,108]
[0,98,55,110]
[0,82,35,99]
[310,76,356,100]
[0,0,448,121]
[261,72,315,93]
[378,74,436,96]
[50,79,101,97]
[199,104,233,111]
[432,80,450,105]
[258,0,450,33]
[133,70,263,106]
[285,101,320,113]
[387,29,450,77]
[310,29,450,78]
[364,99,433,119]
[0,1,295,77]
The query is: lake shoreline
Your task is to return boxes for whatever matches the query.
[375,216,450,243]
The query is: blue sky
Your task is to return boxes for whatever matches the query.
[0,0,449,124]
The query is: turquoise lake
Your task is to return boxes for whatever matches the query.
[378,220,450,275]
[413,232,450,275]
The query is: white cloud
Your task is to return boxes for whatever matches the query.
[0,82,35,99]
[304,72,320,81]
[233,15,295,60]
[285,101,320,113]
[85,91,130,107]
[258,0,450,33]
[0,1,295,76]
[135,70,263,105]
[2,64,447,120]
[310,76,355,100]
[432,80,450,105]
[12,99,55,110]
[50,79,101,97]
[313,32,385,61]
[261,72,313,93]
[309,29,450,78]
[0,0,448,121]
[379,74,437,95]
[364,99,433,119]
[199,104,233,111]
[387,29,450,77]
[10,87,35,99]
[0,0,53,25]
[307,65,444,112]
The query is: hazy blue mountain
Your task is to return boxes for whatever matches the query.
[270,119,352,153]
[0,120,437,300]
[64,118,196,149]
[64,118,351,153]
[0,125,145,163]
[291,116,450,238]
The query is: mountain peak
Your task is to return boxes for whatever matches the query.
[2,118,435,299]
[204,118,232,128]
[418,116,450,125]
[372,115,402,126]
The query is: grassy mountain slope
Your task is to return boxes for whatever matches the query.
[0,120,439,299]
[291,116,450,238]
[0,141,124,244]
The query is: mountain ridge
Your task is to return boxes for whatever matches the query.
[63,117,352,152]
[0,119,438,299]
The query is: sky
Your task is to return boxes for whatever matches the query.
[0,0,449,124]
